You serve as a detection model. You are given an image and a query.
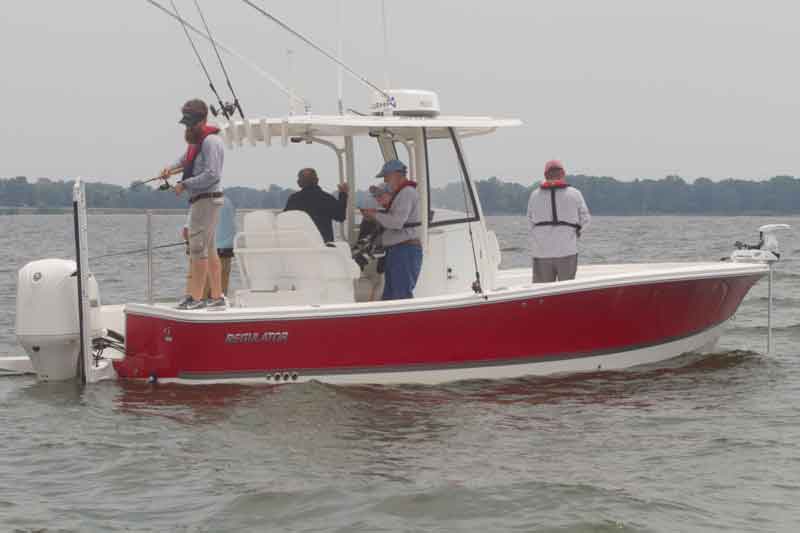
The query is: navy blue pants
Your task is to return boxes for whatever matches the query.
[382,243,423,300]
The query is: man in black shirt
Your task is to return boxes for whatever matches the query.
[284,168,349,242]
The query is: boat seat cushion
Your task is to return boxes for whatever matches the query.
[233,210,360,306]
[275,210,325,247]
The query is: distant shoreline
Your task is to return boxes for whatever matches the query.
[2,207,797,217]
[3,175,799,215]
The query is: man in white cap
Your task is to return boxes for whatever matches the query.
[526,160,591,283]
[360,159,422,299]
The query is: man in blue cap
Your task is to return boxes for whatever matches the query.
[360,159,423,300]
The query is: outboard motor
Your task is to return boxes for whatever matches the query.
[15,258,102,381]
[730,224,791,263]
[729,224,791,355]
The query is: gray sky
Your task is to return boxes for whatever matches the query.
[1,0,798,190]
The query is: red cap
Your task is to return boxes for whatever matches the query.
[544,160,565,177]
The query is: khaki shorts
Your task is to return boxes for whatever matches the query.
[188,197,223,259]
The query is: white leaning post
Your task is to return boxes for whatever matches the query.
[72,179,95,384]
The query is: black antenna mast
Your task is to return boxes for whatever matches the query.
[193,0,245,119]
[168,0,230,119]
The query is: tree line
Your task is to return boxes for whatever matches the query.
[432,175,800,215]
[1,174,799,215]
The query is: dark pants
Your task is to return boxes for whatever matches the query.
[532,254,578,283]
[382,243,423,300]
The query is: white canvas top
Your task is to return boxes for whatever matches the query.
[217,114,523,148]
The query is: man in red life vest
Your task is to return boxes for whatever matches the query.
[360,159,423,300]
[526,160,591,283]
[158,99,226,309]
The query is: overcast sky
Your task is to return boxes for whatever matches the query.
[1,0,797,190]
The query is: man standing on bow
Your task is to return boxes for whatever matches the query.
[526,160,591,283]
[360,160,422,300]
[159,99,226,309]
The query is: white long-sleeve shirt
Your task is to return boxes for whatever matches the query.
[527,185,591,258]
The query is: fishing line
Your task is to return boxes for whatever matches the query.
[193,0,245,119]
[168,0,230,119]
[91,235,199,261]
[144,0,307,109]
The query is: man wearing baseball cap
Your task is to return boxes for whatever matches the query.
[158,98,226,309]
[526,160,591,283]
[360,159,422,300]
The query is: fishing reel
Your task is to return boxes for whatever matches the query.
[210,101,238,120]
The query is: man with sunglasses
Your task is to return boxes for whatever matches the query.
[159,99,226,309]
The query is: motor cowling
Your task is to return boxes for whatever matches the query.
[730,224,791,264]
[15,258,102,381]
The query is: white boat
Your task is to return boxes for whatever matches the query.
[8,89,789,385]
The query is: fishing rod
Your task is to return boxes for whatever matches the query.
[239,0,391,100]
[168,0,231,119]
[144,0,308,110]
[131,167,183,190]
[91,239,192,261]
[193,0,245,119]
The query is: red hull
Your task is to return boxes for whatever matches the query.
[115,274,761,382]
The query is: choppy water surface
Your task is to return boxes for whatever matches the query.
[0,214,798,532]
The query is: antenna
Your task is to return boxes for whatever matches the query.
[144,0,308,110]
[287,49,295,115]
[381,0,390,90]
[336,0,344,115]
[240,0,391,100]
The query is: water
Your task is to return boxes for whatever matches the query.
[1,214,798,532]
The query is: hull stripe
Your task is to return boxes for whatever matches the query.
[176,319,725,381]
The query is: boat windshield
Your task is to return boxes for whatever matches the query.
[425,128,478,226]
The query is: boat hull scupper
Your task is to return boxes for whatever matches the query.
[115,270,764,385]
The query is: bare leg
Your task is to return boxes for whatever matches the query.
[207,249,223,299]
[185,257,193,295]
[220,256,232,295]
[189,257,209,301]
[203,268,211,300]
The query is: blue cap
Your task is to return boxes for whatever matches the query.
[376,159,407,178]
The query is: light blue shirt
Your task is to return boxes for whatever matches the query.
[216,196,236,249]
